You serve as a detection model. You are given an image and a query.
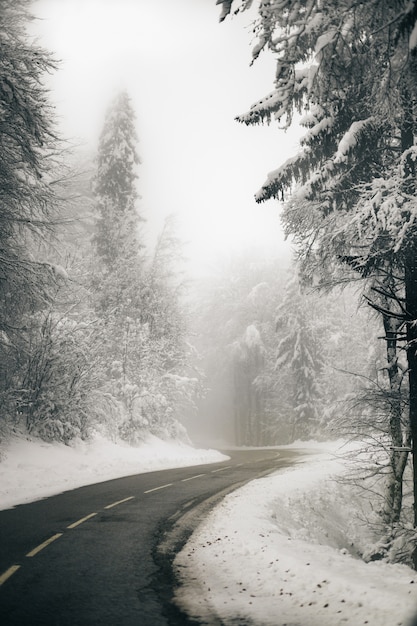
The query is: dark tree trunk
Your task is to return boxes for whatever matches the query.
[402,91,417,527]
[382,311,409,523]
[406,260,417,527]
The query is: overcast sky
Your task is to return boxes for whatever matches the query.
[31,0,300,274]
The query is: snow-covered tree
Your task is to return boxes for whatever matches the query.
[19,305,102,443]
[276,277,324,440]
[219,0,417,538]
[93,90,142,268]
[116,215,200,442]
[0,0,64,432]
[90,99,197,442]
[89,91,143,431]
[188,254,289,444]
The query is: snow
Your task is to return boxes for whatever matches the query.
[334,118,373,164]
[301,116,334,144]
[315,29,337,57]
[0,434,227,510]
[255,154,298,202]
[244,324,262,348]
[174,441,417,626]
[409,22,417,51]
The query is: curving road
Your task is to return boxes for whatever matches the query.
[0,448,304,625]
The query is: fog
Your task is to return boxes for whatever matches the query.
[26,0,305,446]
[31,0,297,275]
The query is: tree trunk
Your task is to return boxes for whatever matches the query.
[402,91,417,528]
[382,310,409,523]
[233,366,242,446]
[406,261,417,527]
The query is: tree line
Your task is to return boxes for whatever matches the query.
[218,0,417,566]
[0,1,199,446]
[192,255,380,446]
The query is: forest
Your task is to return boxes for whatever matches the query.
[2,0,417,569]
[216,0,417,567]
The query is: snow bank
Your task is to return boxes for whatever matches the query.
[0,434,227,510]
[174,442,417,626]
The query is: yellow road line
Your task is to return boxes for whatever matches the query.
[104,496,135,509]
[181,474,206,482]
[26,533,63,557]
[0,565,21,586]
[67,512,97,529]
[144,483,172,494]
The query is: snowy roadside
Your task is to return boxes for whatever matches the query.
[0,434,227,511]
[174,442,417,626]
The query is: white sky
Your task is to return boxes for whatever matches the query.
[31,0,300,274]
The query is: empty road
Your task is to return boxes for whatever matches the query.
[0,448,305,625]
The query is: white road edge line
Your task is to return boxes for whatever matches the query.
[181,474,206,482]
[144,483,172,494]
[26,533,63,557]
[0,565,21,586]
[104,496,135,509]
[67,512,97,529]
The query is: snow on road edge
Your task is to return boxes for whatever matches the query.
[0,434,227,510]
[174,443,417,626]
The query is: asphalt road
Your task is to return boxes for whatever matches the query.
[0,447,305,626]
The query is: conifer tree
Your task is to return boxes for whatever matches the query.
[90,91,144,432]
[93,90,142,270]
[91,95,196,441]
[276,278,324,440]
[219,0,417,539]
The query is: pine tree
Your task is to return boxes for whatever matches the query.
[91,90,145,323]
[91,98,196,441]
[219,0,417,539]
[276,278,324,441]
[89,91,144,433]
[93,90,142,270]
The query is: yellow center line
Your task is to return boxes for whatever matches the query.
[144,483,172,494]
[26,533,63,558]
[104,496,135,509]
[0,565,21,586]
[67,512,97,529]
[181,473,206,482]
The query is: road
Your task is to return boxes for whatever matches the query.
[0,447,304,625]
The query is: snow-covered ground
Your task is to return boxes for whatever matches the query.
[174,441,417,626]
[0,434,227,510]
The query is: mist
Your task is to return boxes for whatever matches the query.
[31,0,297,276]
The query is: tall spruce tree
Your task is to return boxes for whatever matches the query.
[276,277,324,440]
[91,90,144,324]
[90,91,145,433]
[91,94,196,442]
[93,90,142,270]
